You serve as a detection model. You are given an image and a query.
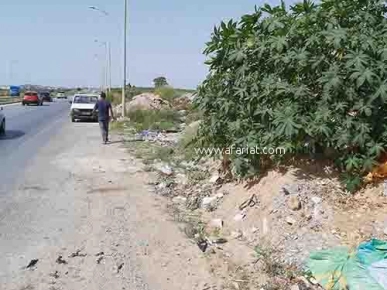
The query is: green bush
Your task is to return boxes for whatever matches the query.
[128,109,181,132]
[155,86,177,102]
[178,121,201,161]
[195,0,387,191]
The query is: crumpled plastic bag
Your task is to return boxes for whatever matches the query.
[357,239,387,266]
[369,260,387,289]
[306,240,387,290]
[306,247,353,289]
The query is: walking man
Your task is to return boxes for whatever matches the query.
[93,92,114,144]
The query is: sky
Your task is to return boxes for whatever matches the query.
[0,0,295,89]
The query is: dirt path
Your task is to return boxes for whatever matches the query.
[2,122,220,290]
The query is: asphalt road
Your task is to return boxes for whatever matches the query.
[0,99,76,282]
[0,100,70,195]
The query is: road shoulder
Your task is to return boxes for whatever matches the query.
[4,124,220,290]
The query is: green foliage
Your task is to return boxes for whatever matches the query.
[127,109,180,132]
[196,0,387,191]
[178,121,201,161]
[153,76,169,88]
[155,86,177,102]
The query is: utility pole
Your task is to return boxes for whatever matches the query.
[122,0,128,117]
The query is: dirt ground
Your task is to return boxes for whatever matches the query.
[4,118,387,290]
[2,123,222,290]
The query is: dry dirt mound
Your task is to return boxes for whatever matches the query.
[150,151,387,288]
[114,93,171,115]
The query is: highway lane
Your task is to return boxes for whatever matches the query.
[0,100,71,195]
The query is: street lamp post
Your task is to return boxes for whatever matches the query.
[94,40,109,93]
[122,0,128,117]
[89,6,111,95]
[89,2,128,118]
[108,42,112,94]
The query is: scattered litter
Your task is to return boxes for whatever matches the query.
[117,263,124,273]
[210,237,228,244]
[209,218,223,229]
[69,250,87,258]
[159,165,173,176]
[201,196,218,210]
[157,182,168,190]
[282,184,299,195]
[230,231,243,239]
[209,174,221,184]
[49,271,60,279]
[197,239,208,252]
[25,259,39,269]
[172,196,187,204]
[239,194,259,211]
[234,212,246,221]
[311,196,322,204]
[364,157,387,183]
[288,195,301,211]
[286,216,296,225]
[56,256,67,264]
[307,239,387,290]
[369,259,387,289]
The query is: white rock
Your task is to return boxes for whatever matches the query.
[231,281,240,290]
[210,219,223,229]
[384,227,387,236]
[201,196,218,209]
[159,165,173,176]
[209,174,220,184]
[286,216,296,225]
[157,182,167,190]
[262,217,269,235]
[282,184,299,195]
[230,231,243,239]
[234,212,246,221]
[290,285,300,290]
[172,196,187,204]
[311,196,322,204]
[175,173,188,185]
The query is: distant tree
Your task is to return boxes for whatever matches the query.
[153,76,168,88]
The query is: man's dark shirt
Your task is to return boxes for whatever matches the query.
[94,99,112,121]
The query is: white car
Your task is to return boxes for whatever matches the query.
[0,107,5,135]
[70,94,99,122]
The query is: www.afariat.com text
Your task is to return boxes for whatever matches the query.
[194,146,286,156]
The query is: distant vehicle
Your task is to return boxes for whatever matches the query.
[56,92,67,99]
[22,91,43,106]
[9,86,21,97]
[40,92,53,102]
[0,107,5,135]
[70,94,99,122]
